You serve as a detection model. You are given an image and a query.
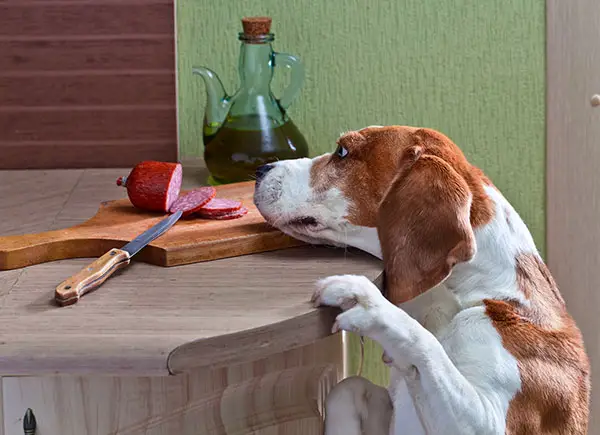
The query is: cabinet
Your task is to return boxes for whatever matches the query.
[547,0,600,433]
[2,336,340,435]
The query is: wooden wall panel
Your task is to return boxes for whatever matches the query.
[0,108,175,141]
[0,3,175,36]
[0,141,174,179]
[0,39,175,72]
[0,74,176,107]
[0,0,177,169]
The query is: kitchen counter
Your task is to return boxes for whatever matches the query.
[0,161,382,434]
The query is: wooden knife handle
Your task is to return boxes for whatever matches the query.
[55,248,131,306]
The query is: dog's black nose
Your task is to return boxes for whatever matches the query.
[255,164,274,182]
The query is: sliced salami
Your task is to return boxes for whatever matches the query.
[169,187,217,217]
[196,198,242,216]
[198,206,249,220]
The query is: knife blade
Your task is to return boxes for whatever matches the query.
[54,211,183,306]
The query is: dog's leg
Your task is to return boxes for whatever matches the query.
[313,275,519,435]
[323,375,392,435]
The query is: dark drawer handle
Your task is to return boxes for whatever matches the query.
[23,408,36,435]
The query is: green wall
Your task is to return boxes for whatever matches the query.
[176,0,545,384]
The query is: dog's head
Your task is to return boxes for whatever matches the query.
[253,126,494,303]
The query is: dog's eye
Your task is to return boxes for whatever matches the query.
[336,145,348,159]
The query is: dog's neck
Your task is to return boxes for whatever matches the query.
[444,185,538,307]
[352,184,540,327]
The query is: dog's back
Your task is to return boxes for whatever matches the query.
[485,254,590,434]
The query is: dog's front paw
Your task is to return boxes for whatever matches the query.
[312,275,386,335]
[312,274,383,309]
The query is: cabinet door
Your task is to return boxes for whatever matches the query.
[547,0,600,433]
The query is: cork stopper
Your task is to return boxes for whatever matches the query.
[241,16,272,36]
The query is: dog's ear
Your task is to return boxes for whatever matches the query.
[377,140,476,305]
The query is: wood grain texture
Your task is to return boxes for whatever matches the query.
[546,0,600,433]
[0,271,21,300]
[0,73,176,106]
[0,181,304,271]
[0,0,177,169]
[0,108,175,141]
[0,165,381,376]
[0,141,178,170]
[3,335,341,434]
[0,38,175,72]
[0,2,174,37]
[0,169,84,235]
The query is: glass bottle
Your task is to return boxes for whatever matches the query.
[192,16,309,185]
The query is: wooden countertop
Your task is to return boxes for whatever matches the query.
[0,162,382,377]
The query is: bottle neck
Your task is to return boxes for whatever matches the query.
[238,41,273,93]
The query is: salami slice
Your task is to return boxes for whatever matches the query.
[169,187,217,217]
[117,161,182,212]
[198,206,249,220]
[196,198,242,216]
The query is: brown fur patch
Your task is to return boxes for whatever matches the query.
[310,126,495,303]
[310,126,413,226]
[309,126,494,228]
[377,148,477,303]
[411,128,494,227]
[515,254,565,328]
[485,254,590,434]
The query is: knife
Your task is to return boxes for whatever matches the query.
[55,210,183,306]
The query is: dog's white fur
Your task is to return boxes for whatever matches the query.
[252,128,582,434]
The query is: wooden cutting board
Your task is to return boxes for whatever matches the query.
[0,181,305,271]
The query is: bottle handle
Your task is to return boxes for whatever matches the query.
[273,52,304,110]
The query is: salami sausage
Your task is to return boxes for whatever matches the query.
[195,198,242,216]
[197,206,249,220]
[169,187,217,217]
[116,161,182,212]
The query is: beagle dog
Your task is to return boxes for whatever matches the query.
[253,126,590,434]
